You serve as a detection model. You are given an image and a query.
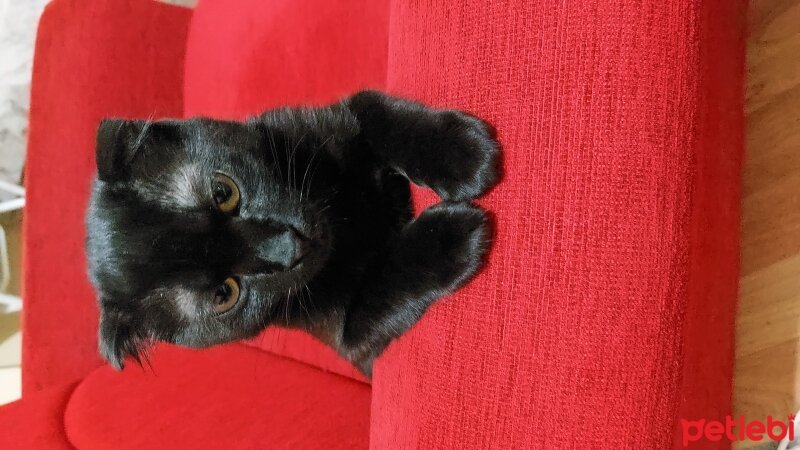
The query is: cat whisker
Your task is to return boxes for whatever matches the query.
[284,285,294,326]
[300,135,332,202]
[301,283,313,321]
[299,143,319,202]
[299,154,314,203]
[286,133,307,202]
[295,283,309,323]
[131,117,153,153]
[265,125,283,181]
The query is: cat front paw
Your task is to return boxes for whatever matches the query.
[404,202,491,290]
[423,111,500,201]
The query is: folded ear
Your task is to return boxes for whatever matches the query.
[95,119,148,182]
[98,304,147,370]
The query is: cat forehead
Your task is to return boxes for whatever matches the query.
[149,162,207,208]
[137,162,261,211]
[87,180,213,267]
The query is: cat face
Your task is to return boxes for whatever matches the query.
[86,118,333,369]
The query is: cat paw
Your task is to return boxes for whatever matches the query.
[403,202,491,290]
[423,111,500,201]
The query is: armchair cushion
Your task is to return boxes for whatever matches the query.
[64,344,370,450]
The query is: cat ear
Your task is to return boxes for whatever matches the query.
[95,119,147,182]
[97,304,147,370]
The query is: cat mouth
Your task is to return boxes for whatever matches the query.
[287,238,325,273]
[289,252,306,270]
[291,226,312,262]
[288,228,330,278]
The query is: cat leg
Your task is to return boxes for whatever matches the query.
[339,202,490,376]
[344,90,500,201]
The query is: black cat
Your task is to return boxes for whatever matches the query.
[86,91,499,376]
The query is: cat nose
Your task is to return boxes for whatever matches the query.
[230,220,308,274]
[253,227,306,271]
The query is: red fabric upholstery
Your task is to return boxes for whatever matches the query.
[370,1,745,448]
[184,0,389,117]
[0,382,77,449]
[23,0,190,394]
[183,0,388,381]
[64,344,370,450]
[7,0,746,448]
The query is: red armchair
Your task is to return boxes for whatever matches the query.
[0,0,746,448]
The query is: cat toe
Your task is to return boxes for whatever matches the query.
[428,111,500,201]
[407,203,492,289]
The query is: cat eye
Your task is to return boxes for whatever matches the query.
[213,277,240,313]
[211,173,240,214]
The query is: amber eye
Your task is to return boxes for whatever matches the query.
[213,277,240,313]
[211,173,240,214]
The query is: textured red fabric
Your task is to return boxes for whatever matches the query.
[183,0,388,381]
[17,0,747,448]
[184,0,389,118]
[23,0,191,394]
[371,1,745,449]
[0,382,77,449]
[63,343,370,450]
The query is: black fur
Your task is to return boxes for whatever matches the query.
[86,90,499,376]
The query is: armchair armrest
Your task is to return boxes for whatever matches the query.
[372,0,745,448]
[23,0,191,394]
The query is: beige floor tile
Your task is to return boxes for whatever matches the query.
[0,366,21,406]
[0,330,20,368]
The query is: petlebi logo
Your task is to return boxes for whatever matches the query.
[681,415,795,447]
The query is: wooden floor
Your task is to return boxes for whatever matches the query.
[735,0,800,448]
